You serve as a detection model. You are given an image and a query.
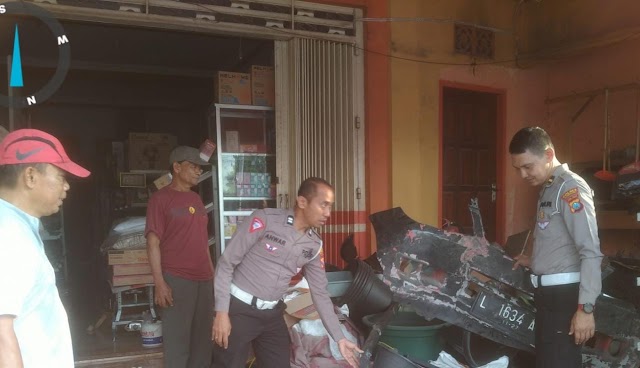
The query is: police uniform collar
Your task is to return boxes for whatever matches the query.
[545,164,569,186]
[307,227,321,241]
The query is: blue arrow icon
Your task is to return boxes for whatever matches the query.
[10,25,23,88]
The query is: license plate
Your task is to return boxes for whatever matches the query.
[470,291,535,346]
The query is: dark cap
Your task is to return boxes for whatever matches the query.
[0,129,91,177]
[169,146,210,166]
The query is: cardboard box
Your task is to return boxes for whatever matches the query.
[251,65,275,107]
[108,249,149,265]
[153,173,172,190]
[112,263,152,276]
[128,133,177,170]
[285,292,319,320]
[215,71,251,105]
[284,313,301,329]
[111,273,154,287]
[199,139,216,162]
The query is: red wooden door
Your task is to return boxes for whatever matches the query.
[442,87,498,242]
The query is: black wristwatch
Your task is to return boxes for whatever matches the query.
[579,303,594,314]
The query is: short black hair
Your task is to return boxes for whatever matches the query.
[509,126,554,156]
[0,163,47,189]
[297,177,334,201]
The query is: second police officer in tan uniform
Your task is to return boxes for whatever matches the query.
[510,127,603,368]
[211,177,362,368]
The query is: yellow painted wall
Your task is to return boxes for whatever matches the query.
[389,1,524,228]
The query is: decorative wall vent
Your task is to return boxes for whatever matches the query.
[454,23,494,59]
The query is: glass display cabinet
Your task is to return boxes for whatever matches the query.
[213,104,276,253]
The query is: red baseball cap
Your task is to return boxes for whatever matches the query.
[0,129,90,178]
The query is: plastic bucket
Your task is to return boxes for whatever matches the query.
[363,311,447,362]
[340,260,393,316]
[141,320,163,348]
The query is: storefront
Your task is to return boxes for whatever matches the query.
[0,0,391,364]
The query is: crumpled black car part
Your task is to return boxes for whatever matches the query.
[370,201,640,367]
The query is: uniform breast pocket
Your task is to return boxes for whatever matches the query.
[536,207,558,237]
[536,207,556,231]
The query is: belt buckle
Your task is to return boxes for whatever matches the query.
[530,274,538,288]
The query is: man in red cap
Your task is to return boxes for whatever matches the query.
[0,128,90,367]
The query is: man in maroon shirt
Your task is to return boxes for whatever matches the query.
[145,146,214,368]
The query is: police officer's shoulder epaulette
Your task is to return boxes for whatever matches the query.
[545,176,554,186]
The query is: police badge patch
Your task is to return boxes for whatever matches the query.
[561,187,584,213]
[265,243,278,252]
[250,217,265,233]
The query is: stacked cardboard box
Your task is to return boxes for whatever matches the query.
[251,65,275,107]
[108,249,154,287]
[214,66,275,107]
[215,71,251,105]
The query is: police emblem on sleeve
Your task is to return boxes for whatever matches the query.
[250,217,265,233]
[561,187,583,213]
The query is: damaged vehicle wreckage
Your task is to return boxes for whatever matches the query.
[368,199,640,368]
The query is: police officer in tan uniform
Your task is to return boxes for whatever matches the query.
[510,127,603,368]
[211,177,362,368]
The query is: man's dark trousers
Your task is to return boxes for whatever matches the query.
[163,273,214,368]
[212,296,290,368]
[535,283,582,368]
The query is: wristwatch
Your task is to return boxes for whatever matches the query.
[579,303,595,314]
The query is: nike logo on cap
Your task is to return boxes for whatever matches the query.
[16,147,44,161]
